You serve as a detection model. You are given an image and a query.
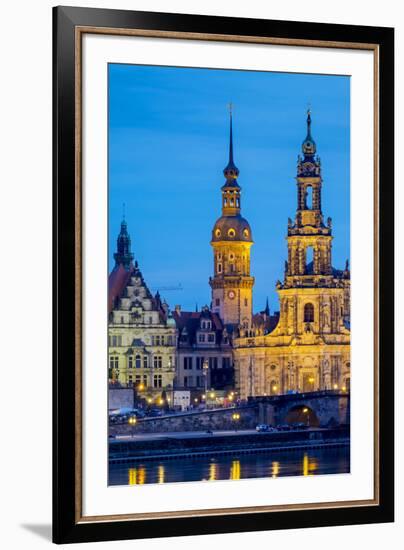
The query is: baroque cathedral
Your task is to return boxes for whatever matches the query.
[108,110,350,401]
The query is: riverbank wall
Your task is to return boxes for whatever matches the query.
[109,427,350,464]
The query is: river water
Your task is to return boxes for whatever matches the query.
[109,446,350,486]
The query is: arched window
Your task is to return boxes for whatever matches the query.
[143,356,148,368]
[135,354,141,369]
[305,185,313,209]
[305,246,314,273]
[304,303,315,323]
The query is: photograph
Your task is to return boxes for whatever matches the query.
[107,63,351,486]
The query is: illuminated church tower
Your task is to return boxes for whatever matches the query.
[234,110,351,399]
[210,109,254,330]
[274,109,351,336]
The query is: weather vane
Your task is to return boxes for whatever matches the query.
[228,101,233,115]
[122,202,126,220]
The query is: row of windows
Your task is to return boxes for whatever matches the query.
[127,374,163,388]
[198,333,215,343]
[110,355,173,369]
[109,334,175,347]
[183,375,203,387]
[150,334,175,346]
[183,356,231,370]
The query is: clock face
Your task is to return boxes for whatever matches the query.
[228,290,236,300]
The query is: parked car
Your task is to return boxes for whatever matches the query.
[147,408,163,417]
[277,424,292,431]
[255,424,274,433]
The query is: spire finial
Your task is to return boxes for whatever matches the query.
[264,297,270,316]
[223,103,239,180]
[122,202,126,221]
[302,106,316,156]
[228,102,234,164]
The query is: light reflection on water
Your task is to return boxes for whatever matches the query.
[109,447,349,486]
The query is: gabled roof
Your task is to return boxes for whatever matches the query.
[108,264,133,313]
[173,310,224,345]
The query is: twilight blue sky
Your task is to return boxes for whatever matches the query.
[108,64,350,313]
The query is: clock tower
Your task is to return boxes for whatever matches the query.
[209,109,254,330]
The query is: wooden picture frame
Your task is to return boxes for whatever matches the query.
[53,5,394,544]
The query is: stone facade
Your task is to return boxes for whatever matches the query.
[108,221,176,398]
[234,111,350,399]
[173,305,233,391]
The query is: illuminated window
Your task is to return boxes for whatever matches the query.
[304,303,315,322]
[215,228,221,237]
[243,228,249,237]
[228,228,236,237]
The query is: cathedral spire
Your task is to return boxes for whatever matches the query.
[302,108,317,157]
[223,103,239,181]
[113,216,134,270]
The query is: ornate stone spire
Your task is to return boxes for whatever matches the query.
[302,109,317,157]
[113,216,134,270]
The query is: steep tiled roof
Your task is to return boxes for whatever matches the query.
[108,264,133,313]
[173,310,224,345]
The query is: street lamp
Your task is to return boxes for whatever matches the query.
[128,415,137,439]
[202,359,209,409]
[232,412,241,432]
[302,407,310,427]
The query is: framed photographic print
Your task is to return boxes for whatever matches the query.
[53,5,394,544]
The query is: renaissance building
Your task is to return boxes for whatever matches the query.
[233,111,351,399]
[108,218,177,398]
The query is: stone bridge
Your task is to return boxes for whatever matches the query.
[110,391,349,435]
[251,390,350,428]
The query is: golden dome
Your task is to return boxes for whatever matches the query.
[212,215,253,243]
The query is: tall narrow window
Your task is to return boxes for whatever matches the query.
[305,185,313,209]
[305,246,314,273]
[304,303,315,323]
[135,355,141,369]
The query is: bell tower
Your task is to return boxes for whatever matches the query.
[273,110,350,338]
[286,109,332,281]
[209,108,254,330]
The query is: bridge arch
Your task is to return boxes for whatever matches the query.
[284,404,319,427]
